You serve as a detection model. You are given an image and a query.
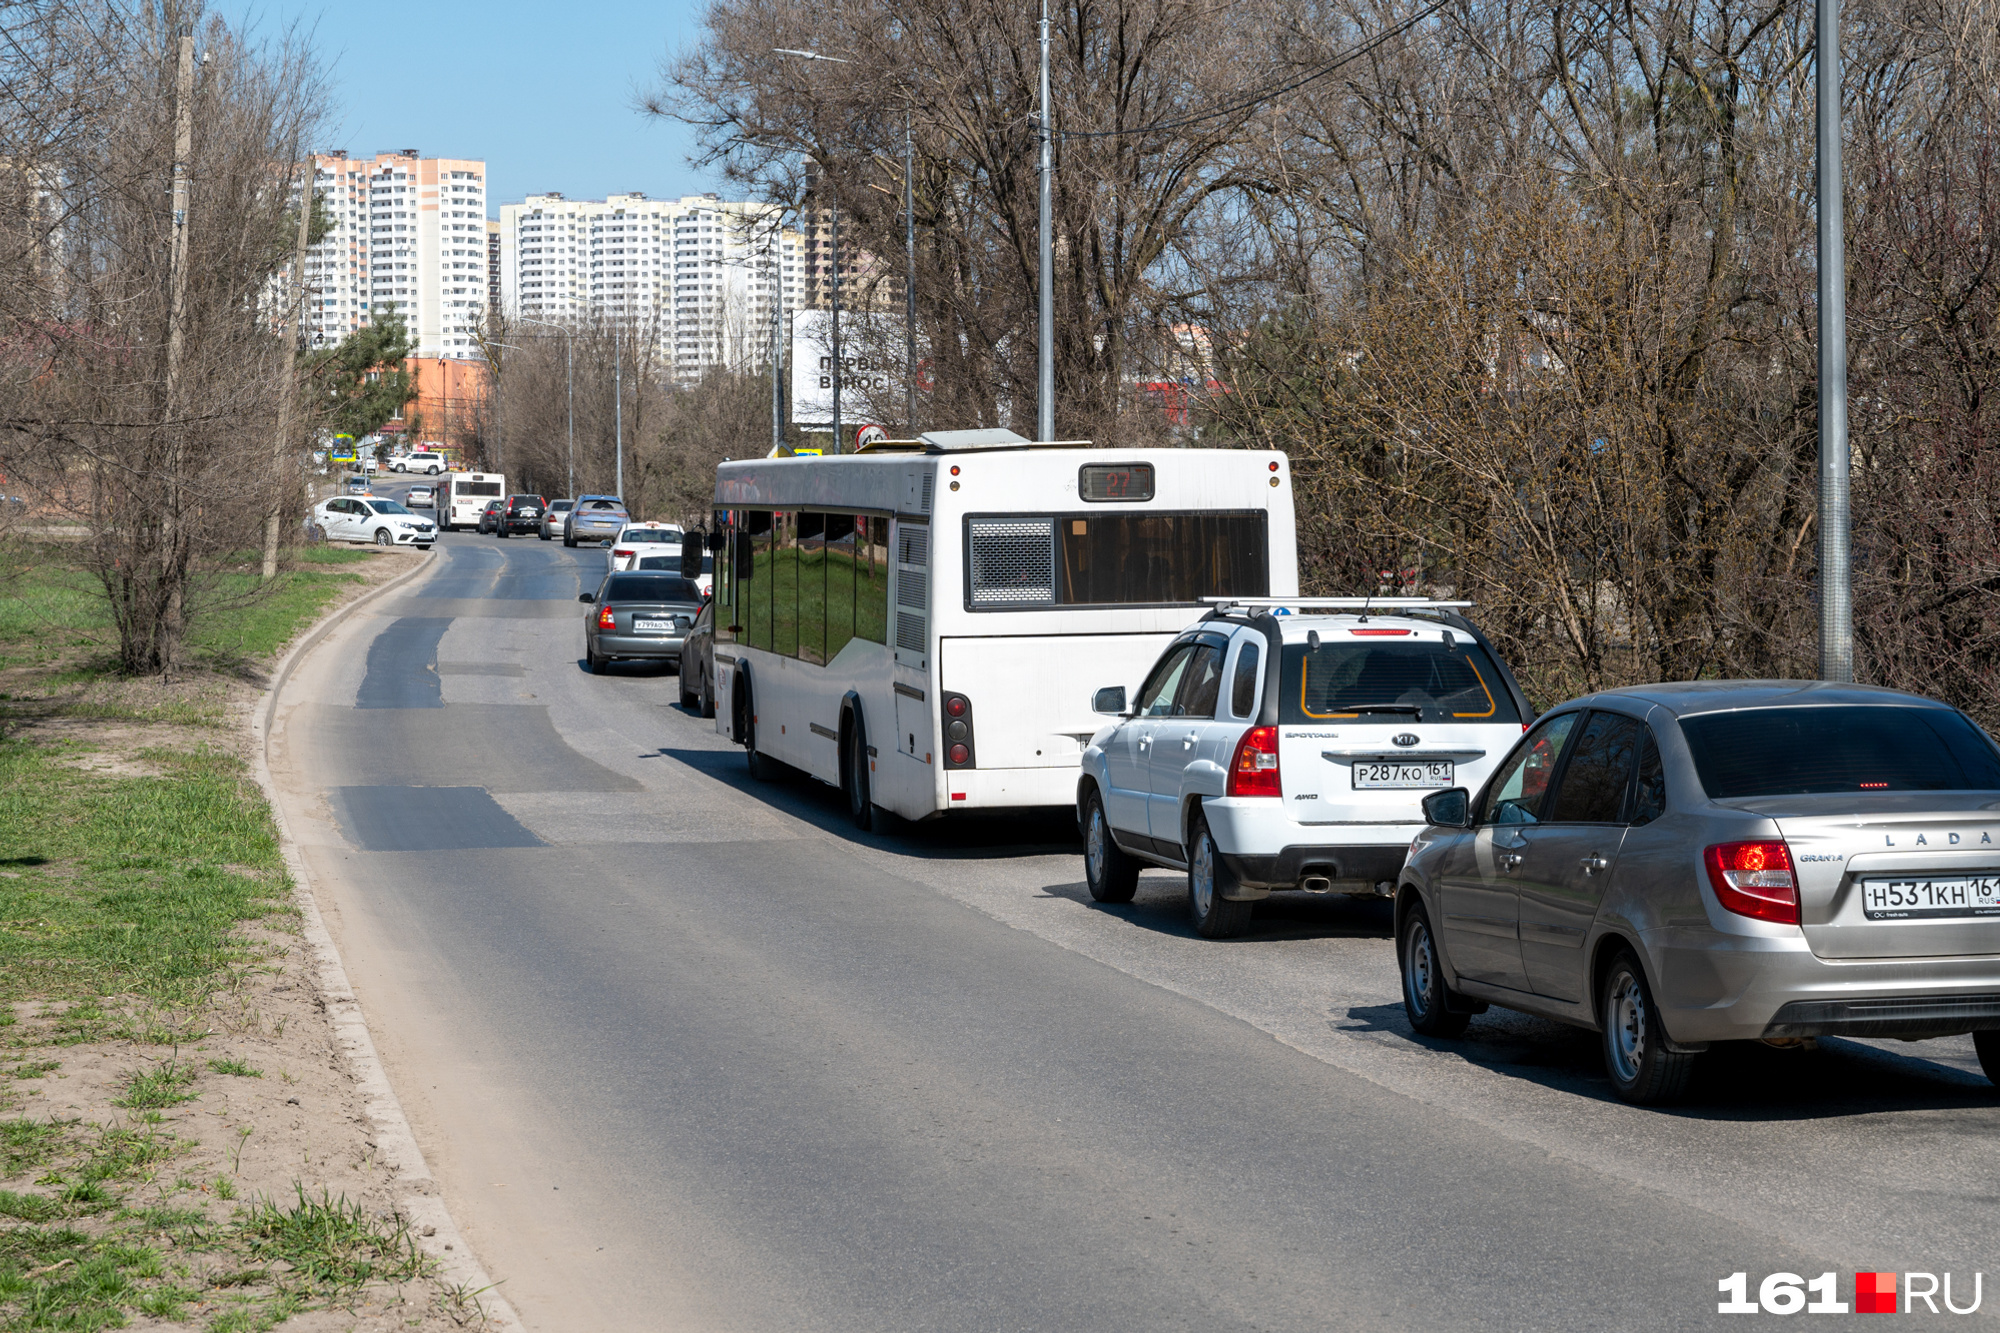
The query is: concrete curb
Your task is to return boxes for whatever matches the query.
[245,549,527,1332]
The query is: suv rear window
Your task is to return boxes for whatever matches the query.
[1279,638,1520,726]
[1681,706,2000,797]
[602,574,701,603]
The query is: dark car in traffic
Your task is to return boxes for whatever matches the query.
[564,494,628,547]
[476,499,504,534]
[678,598,716,716]
[580,571,704,675]
[494,493,547,538]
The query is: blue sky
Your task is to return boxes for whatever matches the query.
[219,0,728,213]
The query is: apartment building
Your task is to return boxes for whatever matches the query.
[299,149,490,359]
[497,192,803,380]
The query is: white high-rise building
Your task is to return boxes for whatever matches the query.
[498,192,803,379]
[300,149,489,359]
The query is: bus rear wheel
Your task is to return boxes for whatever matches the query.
[741,680,779,782]
[843,711,875,831]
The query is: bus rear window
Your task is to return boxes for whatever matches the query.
[966,512,1267,609]
[1279,640,1519,725]
[455,481,501,498]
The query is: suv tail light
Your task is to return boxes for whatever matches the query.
[597,605,617,630]
[943,692,975,767]
[1227,726,1282,797]
[1704,840,1798,924]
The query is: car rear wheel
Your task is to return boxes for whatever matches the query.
[1186,811,1253,938]
[373,528,392,546]
[1600,950,1697,1105]
[678,670,698,711]
[699,670,714,719]
[1399,902,1471,1037]
[496,524,509,539]
[427,466,439,475]
[1974,1031,2000,1086]
[1082,789,1139,904]
[563,531,575,548]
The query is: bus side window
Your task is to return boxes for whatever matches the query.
[798,511,826,665]
[824,513,859,662]
[773,510,799,659]
[744,510,773,651]
[856,516,890,645]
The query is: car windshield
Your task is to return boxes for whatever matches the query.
[1279,638,1520,725]
[366,500,411,515]
[1682,705,2000,797]
[602,574,701,603]
[619,528,682,544]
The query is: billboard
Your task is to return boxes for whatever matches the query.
[790,309,903,428]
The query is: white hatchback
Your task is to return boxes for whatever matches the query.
[606,522,686,573]
[1078,598,1533,937]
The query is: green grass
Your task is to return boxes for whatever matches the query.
[0,743,285,1013]
[205,1059,259,1079]
[235,1187,430,1297]
[111,1065,196,1111]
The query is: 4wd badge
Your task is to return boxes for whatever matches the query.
[1393,733,1420,747]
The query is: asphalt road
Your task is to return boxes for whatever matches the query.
[271,500,2000,1330]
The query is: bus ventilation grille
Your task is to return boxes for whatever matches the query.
[920,472,934,513]
[897,525,929,568]
[897,611,926,653]
[968,518,1056,605]
[898,569,928,609]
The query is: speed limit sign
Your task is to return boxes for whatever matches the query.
[854,424,888,449]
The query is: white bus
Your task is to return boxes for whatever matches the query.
[439,471,505,532]
[709,430,1298,825]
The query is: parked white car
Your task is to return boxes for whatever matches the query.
[1077,598,1534,937]
[606,522,686,573]
[313,496,437,548]
[390,451,447,475]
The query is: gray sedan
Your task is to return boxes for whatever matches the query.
[579,571,703,675]
[1397,680,2000,1104]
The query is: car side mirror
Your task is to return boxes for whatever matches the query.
[1092,686,1127,715]
[577,592,594,603]
[1422,788,1471,828]
[681,534,704,579]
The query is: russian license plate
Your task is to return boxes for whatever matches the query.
[1862,876,2000,920]
[634,618,672,633]
[1351,760,1454,789]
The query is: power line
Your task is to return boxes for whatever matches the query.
[1058,0,1454,140]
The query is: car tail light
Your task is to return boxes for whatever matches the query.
[597,605,617,629]
[1227,726,1282,797]
[1704,840,1798,924]
[613,548,634,560]
[942,692,975,767]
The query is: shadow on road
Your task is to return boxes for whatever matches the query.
[1343,998,2000,1118]
[1045,875,1399,944]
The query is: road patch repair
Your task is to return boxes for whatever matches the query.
[0,542,515,1329]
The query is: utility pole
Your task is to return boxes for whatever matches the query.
[771,215,784,455]
[1816,0,1852,681]
[264,163,311,580]
[162,25,196,663]
[1037,0,1054,443]
[614,324,624,497]
[905,112,917,436]
[565,334,574,496]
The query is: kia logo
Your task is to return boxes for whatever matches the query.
[1393,733,1420,747]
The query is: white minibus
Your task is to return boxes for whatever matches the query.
[709,430,1298,825]
[439,471,504,532]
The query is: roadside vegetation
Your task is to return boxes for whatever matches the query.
[0,539,449,1329]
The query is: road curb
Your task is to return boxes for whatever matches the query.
[246,548,528,1332]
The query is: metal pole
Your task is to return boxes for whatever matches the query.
[1037,0,1054,443]
[1817,0,1852,681]
[830,194,842,454]
[905,112,917,435]
[772,216,784,454]
[565,334,574,497]
[265,161,311,581]
[615,324,624,498]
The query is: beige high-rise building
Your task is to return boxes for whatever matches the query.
[299,149,489,359]
[498,191,803,380]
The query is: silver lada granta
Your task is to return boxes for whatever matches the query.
[1396,680,2000,1104]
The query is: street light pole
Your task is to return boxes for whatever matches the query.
[1816,0,1852,682]
[615,323,624,498]
[771,215,784,455]
[1037,0,1054,443]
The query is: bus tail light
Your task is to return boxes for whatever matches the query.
[597,605,617,630]
[1704,840,1798,924]
[1227,726,1281,797]
[943,692,975,768]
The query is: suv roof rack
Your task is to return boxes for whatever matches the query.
[1199,597,1473,613]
